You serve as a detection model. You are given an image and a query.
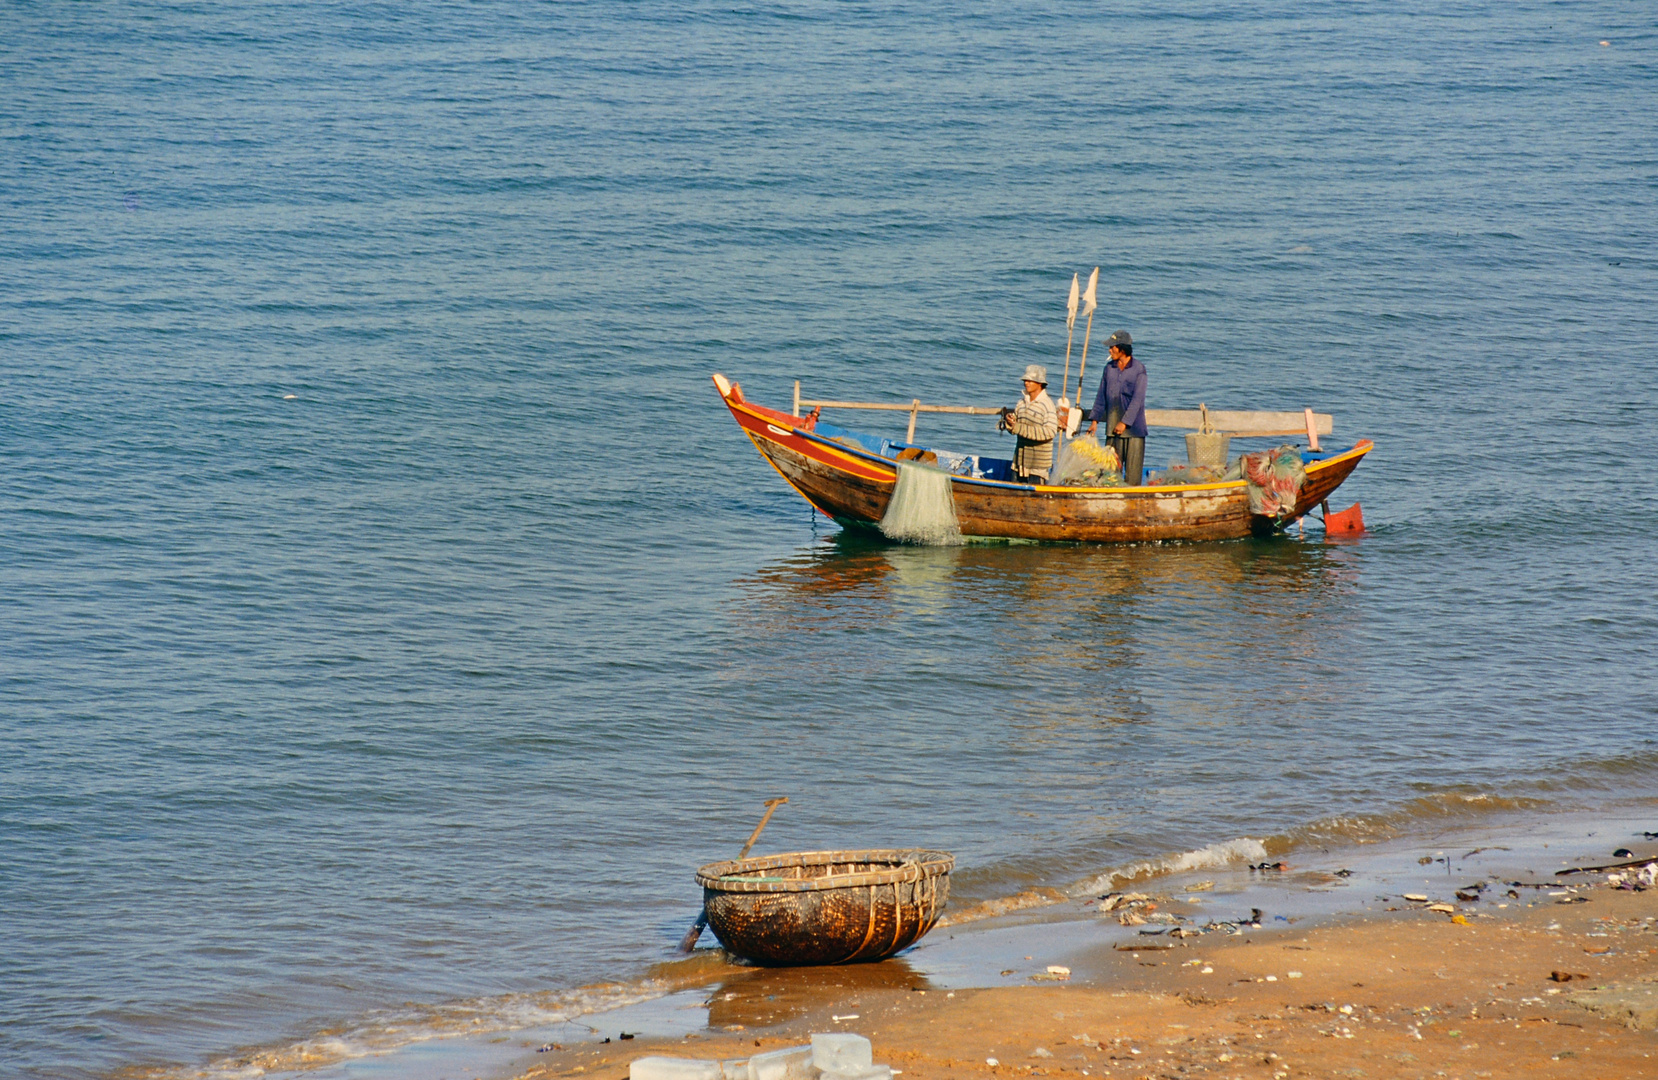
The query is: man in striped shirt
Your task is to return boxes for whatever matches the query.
[1000,364,1059,483]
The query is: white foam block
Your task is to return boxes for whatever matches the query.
[810,1034,873,1074]
[824,1066,891,1080]
[748,1046,816,1080]
[721,1060,750,1080]
[631,1058,724,1080]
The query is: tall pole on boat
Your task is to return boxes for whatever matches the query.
[1073,267,1099,416]
[1061,273,1079,403]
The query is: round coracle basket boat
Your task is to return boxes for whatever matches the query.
[695,849,954,966]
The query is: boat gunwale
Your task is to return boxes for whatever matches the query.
[722,386,1372,497]
[695,848,956,894]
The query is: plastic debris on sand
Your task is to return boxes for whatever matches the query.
[637,1034,896,1080]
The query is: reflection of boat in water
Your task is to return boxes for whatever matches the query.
[704,954,930,1028]
[715,374,1371,543]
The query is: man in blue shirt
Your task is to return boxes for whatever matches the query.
[1085,330,1147,486]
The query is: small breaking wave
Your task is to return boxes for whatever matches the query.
[116,982,670,1080]
[1258,791,1558,855]
[1071,837,1271,898]
[947,785,1588,928]
[1520,747,1658,793]
[940,838,1273,927]
[936,886,1069,927]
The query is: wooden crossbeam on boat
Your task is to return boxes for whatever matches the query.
[795,396,1005,417]
[792,380,1333,440]
[1146,408,1332,438]
[794,382,1003,441]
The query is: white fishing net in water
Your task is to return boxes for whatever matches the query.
[879,462,962,545]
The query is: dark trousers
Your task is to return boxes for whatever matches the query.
[1106,409,1145,486]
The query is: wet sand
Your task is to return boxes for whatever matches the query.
[506,880,1656,1080]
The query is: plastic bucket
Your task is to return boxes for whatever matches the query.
[1185,431,1231,468]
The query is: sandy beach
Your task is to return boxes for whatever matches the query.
[510,881,1655,1080]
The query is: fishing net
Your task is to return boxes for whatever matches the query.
[1241,444,1307,518]
[1148,459,1242,486]
[1050,434,1124,487]
[879,462,963,545]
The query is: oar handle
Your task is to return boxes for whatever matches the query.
[678,797,788,954]
[739,797,788,859]
[677,912,710,953]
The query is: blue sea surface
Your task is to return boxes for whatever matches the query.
[2,3,1656,1077]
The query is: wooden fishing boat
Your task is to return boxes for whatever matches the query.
[714,373,1371,542]
[696,849,953,966]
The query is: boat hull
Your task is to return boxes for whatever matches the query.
[717,376,1370,542]
[696,850,953,966]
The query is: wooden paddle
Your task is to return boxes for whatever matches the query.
[677,797,788,954]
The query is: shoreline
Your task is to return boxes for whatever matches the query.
[517,884,1658,1080]
[150,803,1658,1080]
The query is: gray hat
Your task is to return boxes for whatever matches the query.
[1021,364,1048,385]
[1105,330,1132,349]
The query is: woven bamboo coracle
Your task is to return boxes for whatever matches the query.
[694,849,953,966]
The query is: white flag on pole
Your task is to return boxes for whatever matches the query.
[1082,267,1098,316]
[1066,273,1080,331]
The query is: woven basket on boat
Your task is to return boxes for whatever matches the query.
[694,849,953,966]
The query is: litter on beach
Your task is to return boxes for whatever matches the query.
[749,1046,815,1080]
[632,1036,894,1080]
[631,1058,724,1080]
[813,1033,872,1072]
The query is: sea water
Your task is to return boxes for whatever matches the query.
[2,3,1656,1078]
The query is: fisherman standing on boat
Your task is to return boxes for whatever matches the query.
[1085,331,1147,486]
[999,364,1059,483]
